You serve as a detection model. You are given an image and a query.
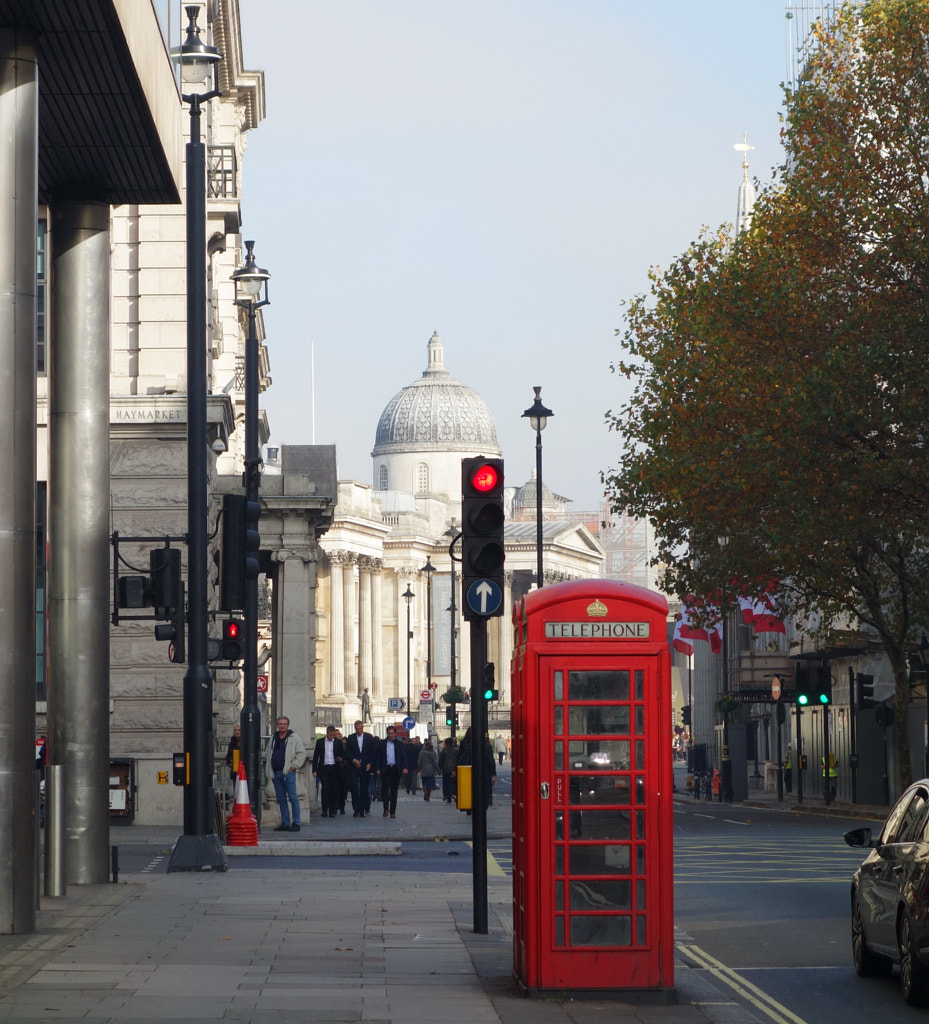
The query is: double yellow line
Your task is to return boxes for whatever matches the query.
[677,943,809,1024]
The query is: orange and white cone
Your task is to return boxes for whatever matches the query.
[225,763,258,846]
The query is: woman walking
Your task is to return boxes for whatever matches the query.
[418,741,439,801]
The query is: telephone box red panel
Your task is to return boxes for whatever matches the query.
[511,579,673,999]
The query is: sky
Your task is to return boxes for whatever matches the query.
[237,1,794,512]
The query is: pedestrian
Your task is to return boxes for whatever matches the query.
[225,723,241,787]
[418,741,439,801]
[438,737,457,804]
[265,716,307,832]
[403,737,421,795]
[456,727,497,812]
[494,733,507,766]
[334,728,350,814]
[784,745,793,796]
[822,750,837,803]
[311,725,344,819]
[344,719,377,817]
[375,725,407,818]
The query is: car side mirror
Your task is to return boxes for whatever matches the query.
[843,826,875,849]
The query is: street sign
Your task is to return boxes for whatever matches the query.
[402,716,415,730]
[466,578,503,617]
[420,690,432,702]
[257,674,269,694]
[387,697,405,711]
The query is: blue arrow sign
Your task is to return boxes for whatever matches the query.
[466,579,502,616]
[402,716,416,731]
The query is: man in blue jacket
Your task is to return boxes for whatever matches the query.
[375,726,407,818]
[344,720,377,817]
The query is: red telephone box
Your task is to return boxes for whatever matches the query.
[511,579,674,1000]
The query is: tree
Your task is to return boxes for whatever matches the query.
[604,0,929,790]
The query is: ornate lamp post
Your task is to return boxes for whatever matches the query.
[169,5,225,872]
[717,533,734,804]
[231,241,270,823]
[522,387,553,589]
[403,584,414,720]
[421,557,436,723]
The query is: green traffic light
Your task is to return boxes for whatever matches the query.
[797,694,809,706]
[819,693,829,704]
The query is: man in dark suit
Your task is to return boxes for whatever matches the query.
[311,725,344,818]
[375,726,407,818]
[344,719,377,817]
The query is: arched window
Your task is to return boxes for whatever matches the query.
[417,462,430,493]
[378,465,388,490]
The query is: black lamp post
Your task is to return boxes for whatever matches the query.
[403,584,414,719]
[522,387,553,589]
[231,241,270,823]
[918,633,929,778]
[421,557,436,703]
[169,5,226,872]
[717,533,734,804]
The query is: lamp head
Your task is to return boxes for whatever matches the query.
[231,240,271,302]
[178,5,221,86]
[403,584,414,606]
[522,385,554,432]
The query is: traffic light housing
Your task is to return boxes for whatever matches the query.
[857,673,876,709]
[150,547,181,618]
[154,580,185,663]
[795,663,812,706]
[220,494,260,611]
[682,705,691,726]
[482,663,499,701]
[816,666,832,705]
[445,704,456,727]
[222,618,245,661]
[461,457,505,620]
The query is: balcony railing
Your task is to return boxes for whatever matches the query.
[208,145,237,200]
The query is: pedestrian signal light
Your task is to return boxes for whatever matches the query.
[461,456,505,620]
[816,666,832,705]
[222,618,244,661]
[445,705,455,727]
[482,663,499,701]
[795,663,811,706]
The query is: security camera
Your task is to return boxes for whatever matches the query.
[211,437,227,454]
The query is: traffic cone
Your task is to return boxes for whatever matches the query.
[225,763,258,846]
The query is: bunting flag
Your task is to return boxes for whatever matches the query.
[709,623,722,654]
[738,594,786,634]
[678,600,710,642]
[672,618,694,657]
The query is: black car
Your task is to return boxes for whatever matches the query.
[844,780,929,1005]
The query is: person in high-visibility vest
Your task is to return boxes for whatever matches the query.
[784,745,793,796]
[822,751,838,802]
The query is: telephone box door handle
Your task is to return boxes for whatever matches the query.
[540,781,550,800]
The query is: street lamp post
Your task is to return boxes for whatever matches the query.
[717,534,734,804]
[445,521,461,738]
[918,633,929,779]
[403,584,414,720]
[421,557,436,699]
[231,241,270,824]
[169,5,226,872]
[522,387,553,589]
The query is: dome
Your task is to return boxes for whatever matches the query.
[372,332,500,456]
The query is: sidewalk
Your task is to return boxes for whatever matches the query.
[0,767,774,1024]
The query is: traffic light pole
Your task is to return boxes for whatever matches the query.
[469,617,489,935]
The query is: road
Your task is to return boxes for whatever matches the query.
[673,797,920,1023]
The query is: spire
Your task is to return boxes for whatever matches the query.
[424,330,446,376]
[734,133,756,234]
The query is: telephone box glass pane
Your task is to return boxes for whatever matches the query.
[569,775,631,805]
[568,706,630,736]
[563,809,631,840]
[568,843,630,874]
[635,706,645,734]
[554,706,563,734]
[566,739,630,770]
[570,915,631,946]
[635,669,644,700]
[568,670,629,701]
[635,777,645,804]
[569,879,632,910]
[554,670,563,700]
[554,741,563,770]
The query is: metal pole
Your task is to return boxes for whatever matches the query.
[426,572,433,694]
[470,618,489,934]
[822,693,831,805]
[775,702,783,802]
[169,91,225,872]
[406,598,412,718]
[43,765,65,897]
[849,667,858,804]
[796,702,804,805]
[535,426,544,589]
[721,607,733,802]
[242,299,263,823]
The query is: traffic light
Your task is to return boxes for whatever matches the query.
[795,663,812,706]
[816,666,832,705]
[445,704,456,727]
[222,618,245,661]
[857,673,876,709]
[461,457,505,620]
[220,494,259,611]
[682,705,691,726]
[482,663,499,701]
[154,580,186,663]
[150,547,181,618]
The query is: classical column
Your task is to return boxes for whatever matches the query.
[343,554,357,699]
[371,562,383,698]
[358,558,373,701]
[328,552,345,697]
[498,571,515,704]
[48,201,111,886]
[0,28,38,935]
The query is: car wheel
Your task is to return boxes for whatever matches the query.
[852,893,892,978]
[899,912,929,1006]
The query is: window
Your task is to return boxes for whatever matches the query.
[417,462,429,493]
[37,220,46,375]
[378,465,388,490]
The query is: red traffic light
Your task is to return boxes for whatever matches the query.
[470,463,499,493]
[224,619,240,640]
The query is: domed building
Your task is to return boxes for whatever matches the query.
[312,333,604,736]
[372,331,501,502]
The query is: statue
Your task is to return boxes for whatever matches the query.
[361,687,372,723]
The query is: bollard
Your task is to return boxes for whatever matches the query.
[111,845,119,884]
[44,765,66,897]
